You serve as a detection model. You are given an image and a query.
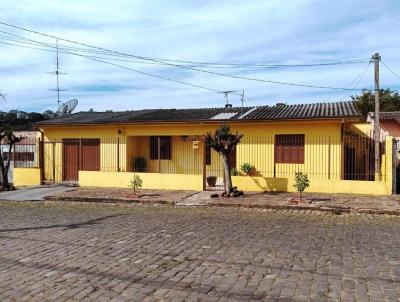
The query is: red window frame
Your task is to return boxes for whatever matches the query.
[275,134,305,164]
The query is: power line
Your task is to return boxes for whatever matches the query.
[1,33,369,69]
[0,35,366,91]
[0,24,370,68]
[1,34,367,71]
[325,61,372,102]
[0,39,228,94]
[382,61,400,81]
[0,22,369,91]
[0,36,375,107]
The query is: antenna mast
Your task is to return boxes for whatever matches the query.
[219,90,237,108]
[240,90,245,117]
[56,39,60,108]
[48,38,67,109]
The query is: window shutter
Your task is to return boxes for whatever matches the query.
[275,134,304,164]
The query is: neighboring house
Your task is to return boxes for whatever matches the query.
[0,131,39,184]
[367,111,400,138]
[13,101,396,195]
[367,112,400,193]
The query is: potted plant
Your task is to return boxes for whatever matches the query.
[133,156,147,172]
[230,168,240,176]
[206,176,217,187]
[240,162,253,176]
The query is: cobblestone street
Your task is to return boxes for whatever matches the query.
[1,202,400,301]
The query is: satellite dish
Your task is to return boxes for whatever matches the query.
[56,99,78,117]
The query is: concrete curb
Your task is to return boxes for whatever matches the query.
[44,196,176,206]
[42,195,400,216]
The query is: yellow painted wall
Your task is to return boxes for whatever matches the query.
[41,127,127,181]
[37,121,394,195]
[79,171,203,191]
[233,136,393,195]
[13,168,41,186]
[40,120,343,179]
[232,177,390,195]
[129,136,202,174]
[349,123,372,136]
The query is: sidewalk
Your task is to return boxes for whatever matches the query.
[44,187,400,215]
[202,192,400,215]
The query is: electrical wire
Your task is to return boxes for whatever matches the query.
[0,35,366,91]
[0,22,370,90]
[0,25,370,68]
[0,41,229,94]
[324,61,372,102]
[382,61,400,81]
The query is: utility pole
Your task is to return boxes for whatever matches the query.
[372,52,381,180]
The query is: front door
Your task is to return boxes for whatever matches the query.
[63,139,79,181]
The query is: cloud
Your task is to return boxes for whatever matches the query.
[0,0,399,112]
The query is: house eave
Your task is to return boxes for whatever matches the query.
[36,116,362,128]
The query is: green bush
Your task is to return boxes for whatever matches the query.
[230,168,240,176]
[240,162,253,175]
[129,174,143,195]
[293,172,310,200]
[133,156,146,172]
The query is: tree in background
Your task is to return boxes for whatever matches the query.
[352,89,400,119]
[205,124,243,194]
[42,110,55,119]
[0,126,24,191]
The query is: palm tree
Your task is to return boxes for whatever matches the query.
[204,123,243,194]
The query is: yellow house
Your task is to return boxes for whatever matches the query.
[15,101,394,195]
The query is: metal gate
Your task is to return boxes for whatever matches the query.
[41,139,100,184]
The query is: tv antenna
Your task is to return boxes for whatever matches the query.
[56,99,78,117]
[240,90,245,117]
[218,90,237,108]
[48,39,67,109]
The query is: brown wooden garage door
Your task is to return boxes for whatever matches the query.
[81,139,100,171]
[63,139,79,181]
[63,138,100,181]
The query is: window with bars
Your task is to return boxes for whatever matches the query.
[150,136,172,160]
[275,134,305,164]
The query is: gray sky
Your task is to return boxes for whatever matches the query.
[0,0,399,113]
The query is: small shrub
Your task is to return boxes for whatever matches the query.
[129,174,143,195]
[332,208,342,215]
[293,172,310,201]
[133,156,146,172]
[230,168,240,176]
[240,162,253,175]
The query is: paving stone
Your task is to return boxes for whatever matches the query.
[0,201,399,301]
